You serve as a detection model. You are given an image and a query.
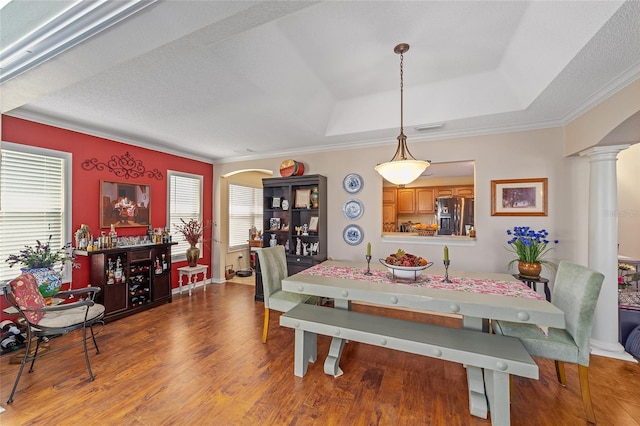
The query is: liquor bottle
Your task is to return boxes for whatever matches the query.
[109,224,118,248]
[114,256,123,283]
[162,254,167,271]
[147,224,153,243]
[155,257,162,274]
[107,259,115,285]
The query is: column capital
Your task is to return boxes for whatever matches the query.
[579,144,630,160]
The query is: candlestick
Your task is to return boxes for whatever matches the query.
[444,245,449,262]
[442,259,452,283]
[367,242,371,257]
[364,255,372,275]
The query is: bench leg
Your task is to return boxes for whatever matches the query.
[294,329,317,377]
[463,316,489,419]
[467,367,488,419]
[484,370,511,426]
[324,337,345,377]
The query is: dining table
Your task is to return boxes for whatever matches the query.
[281,259,565,420]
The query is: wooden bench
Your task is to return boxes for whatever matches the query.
[280,303,538,426]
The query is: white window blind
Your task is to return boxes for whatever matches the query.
[228,184,262,251]
[0,144,70,282]
[168,171,203,260]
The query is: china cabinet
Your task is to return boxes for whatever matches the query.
[255,174,327,301]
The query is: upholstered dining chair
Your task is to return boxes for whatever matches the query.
[492,261,604,424]
[3,273,105,404]
[257,246,319,343]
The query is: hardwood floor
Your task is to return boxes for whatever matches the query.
[1,282,639,425]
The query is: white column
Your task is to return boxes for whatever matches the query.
[579,145,635,361]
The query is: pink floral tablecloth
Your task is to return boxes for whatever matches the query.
[301,264,543,300]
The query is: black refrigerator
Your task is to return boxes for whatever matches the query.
[436,197,474,235]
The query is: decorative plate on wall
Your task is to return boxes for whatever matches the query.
[343,199,364,220]
[342,173,363,194]
[343,224,364,246]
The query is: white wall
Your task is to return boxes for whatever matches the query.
[213,126,579,282]
[617,143,640,259]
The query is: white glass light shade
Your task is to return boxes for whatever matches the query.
[375,159,429,185]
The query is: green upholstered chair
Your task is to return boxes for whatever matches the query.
[492,260,604,424]
[257,246,319,343]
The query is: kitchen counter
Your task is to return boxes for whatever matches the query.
[381,232,476,247]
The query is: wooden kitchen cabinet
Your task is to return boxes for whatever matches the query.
[435,187,454,198]
[416,188,435,213]
[435,185,474,198]
[455,185,474,197]
[382,187,396,204]
[396,188,415,214]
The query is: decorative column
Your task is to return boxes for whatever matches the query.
[579,145,634,361]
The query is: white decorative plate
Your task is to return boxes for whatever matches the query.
[343,224,364,246]
[342,173,363,194]
[343,199,364,220]
[281,199,289,210]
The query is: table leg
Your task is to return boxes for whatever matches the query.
[179,274,184,294]
[462,316,489,419]
[189,273,194,296]
[203,271,208,292]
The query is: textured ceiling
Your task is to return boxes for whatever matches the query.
[1,1,639,164]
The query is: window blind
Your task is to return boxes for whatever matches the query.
[228,184,263,251]
[168,172,202,259]
[0,146,68,282]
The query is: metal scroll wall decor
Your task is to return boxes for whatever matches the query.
[81,152,163,180]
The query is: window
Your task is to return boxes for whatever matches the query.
[167,171,203,261]
[0,142,71,282]
[228,184,263,251]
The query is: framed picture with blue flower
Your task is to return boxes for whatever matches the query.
[491,178,548,216]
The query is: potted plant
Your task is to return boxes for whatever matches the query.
[5,235,79,297]
[175,218,204,267]
[506,226,559,279]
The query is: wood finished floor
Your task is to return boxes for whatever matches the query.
[1,282,639,425]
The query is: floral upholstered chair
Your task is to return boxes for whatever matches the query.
[3,273,106,404]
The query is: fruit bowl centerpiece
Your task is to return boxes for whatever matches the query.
[380,249,433,280]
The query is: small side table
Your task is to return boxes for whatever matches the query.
[178,265,209,296]
[514,274,551,302]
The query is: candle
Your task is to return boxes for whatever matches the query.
[367,242,371,257]
[444,246,449,262]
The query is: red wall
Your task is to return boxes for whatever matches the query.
[1,115,213,312]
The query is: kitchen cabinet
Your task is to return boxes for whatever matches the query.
[382,203,396,231]
[382,187,396,204]
[435,185,474,198]
[455,186,474,197]
[416,188,435,213]
[396,188,415,214]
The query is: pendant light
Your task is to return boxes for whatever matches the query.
[375,43,429,185]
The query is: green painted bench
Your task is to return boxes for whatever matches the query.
[280,303,538,426]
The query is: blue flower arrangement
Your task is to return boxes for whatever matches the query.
[506,226,559,268]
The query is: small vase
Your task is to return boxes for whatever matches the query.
[186,245,200,267]
[21,267,62,298]
[310,186,319,208]
[518,261,542,279]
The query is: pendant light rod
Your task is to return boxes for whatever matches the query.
[375,43,430,186]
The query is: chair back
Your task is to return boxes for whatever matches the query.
[5,274,46,324]
[257,246,288,309]
[551,260,604,365]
